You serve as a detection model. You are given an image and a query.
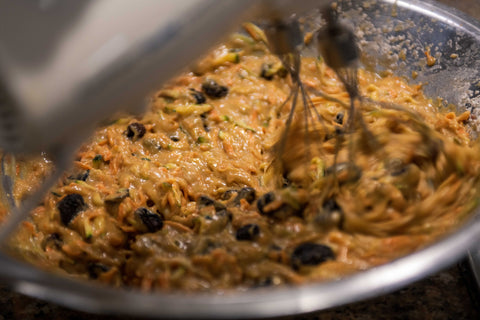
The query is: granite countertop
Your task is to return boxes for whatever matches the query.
[1,0,480,319]
[0,264,478,320]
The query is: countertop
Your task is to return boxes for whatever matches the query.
[1,0,480,319]
[0,263,478,320]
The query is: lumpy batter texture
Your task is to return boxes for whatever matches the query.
[3,30,480,292]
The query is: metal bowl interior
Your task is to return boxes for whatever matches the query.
[1,0,480,318]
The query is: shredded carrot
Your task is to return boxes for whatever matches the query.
[222,139,235,156]
[75,161,93,170]
[446,112,456,120]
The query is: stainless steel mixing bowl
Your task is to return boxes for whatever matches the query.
[1,0,480,318]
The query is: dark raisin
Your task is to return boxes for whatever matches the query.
[323,198,341,213]
[291,243,335,270]
[87,263,110,279]
[233,187,256,206]
[68,170,89,182]
[213,201,227,212]
[335,112,344,125]
[146,199,155,207]
[334,126,345,136]
[57,193,86,225]
[190,88,206,104]
[126,122,146,140]
[257,192,275,215]
[221,189,237,200]
[135,207,163,232]
[198,195,226,212]
[104,188,130,204]
[43,233,62,249]
[236,224,260,241]
[201,79,229,98]
[198,195,215,207]
[257,191,297,220]
[196,208,231,234]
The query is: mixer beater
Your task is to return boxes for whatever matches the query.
[264,5,371,189]
[262,5,465,235]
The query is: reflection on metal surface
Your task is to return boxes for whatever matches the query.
[468,249,480,289]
